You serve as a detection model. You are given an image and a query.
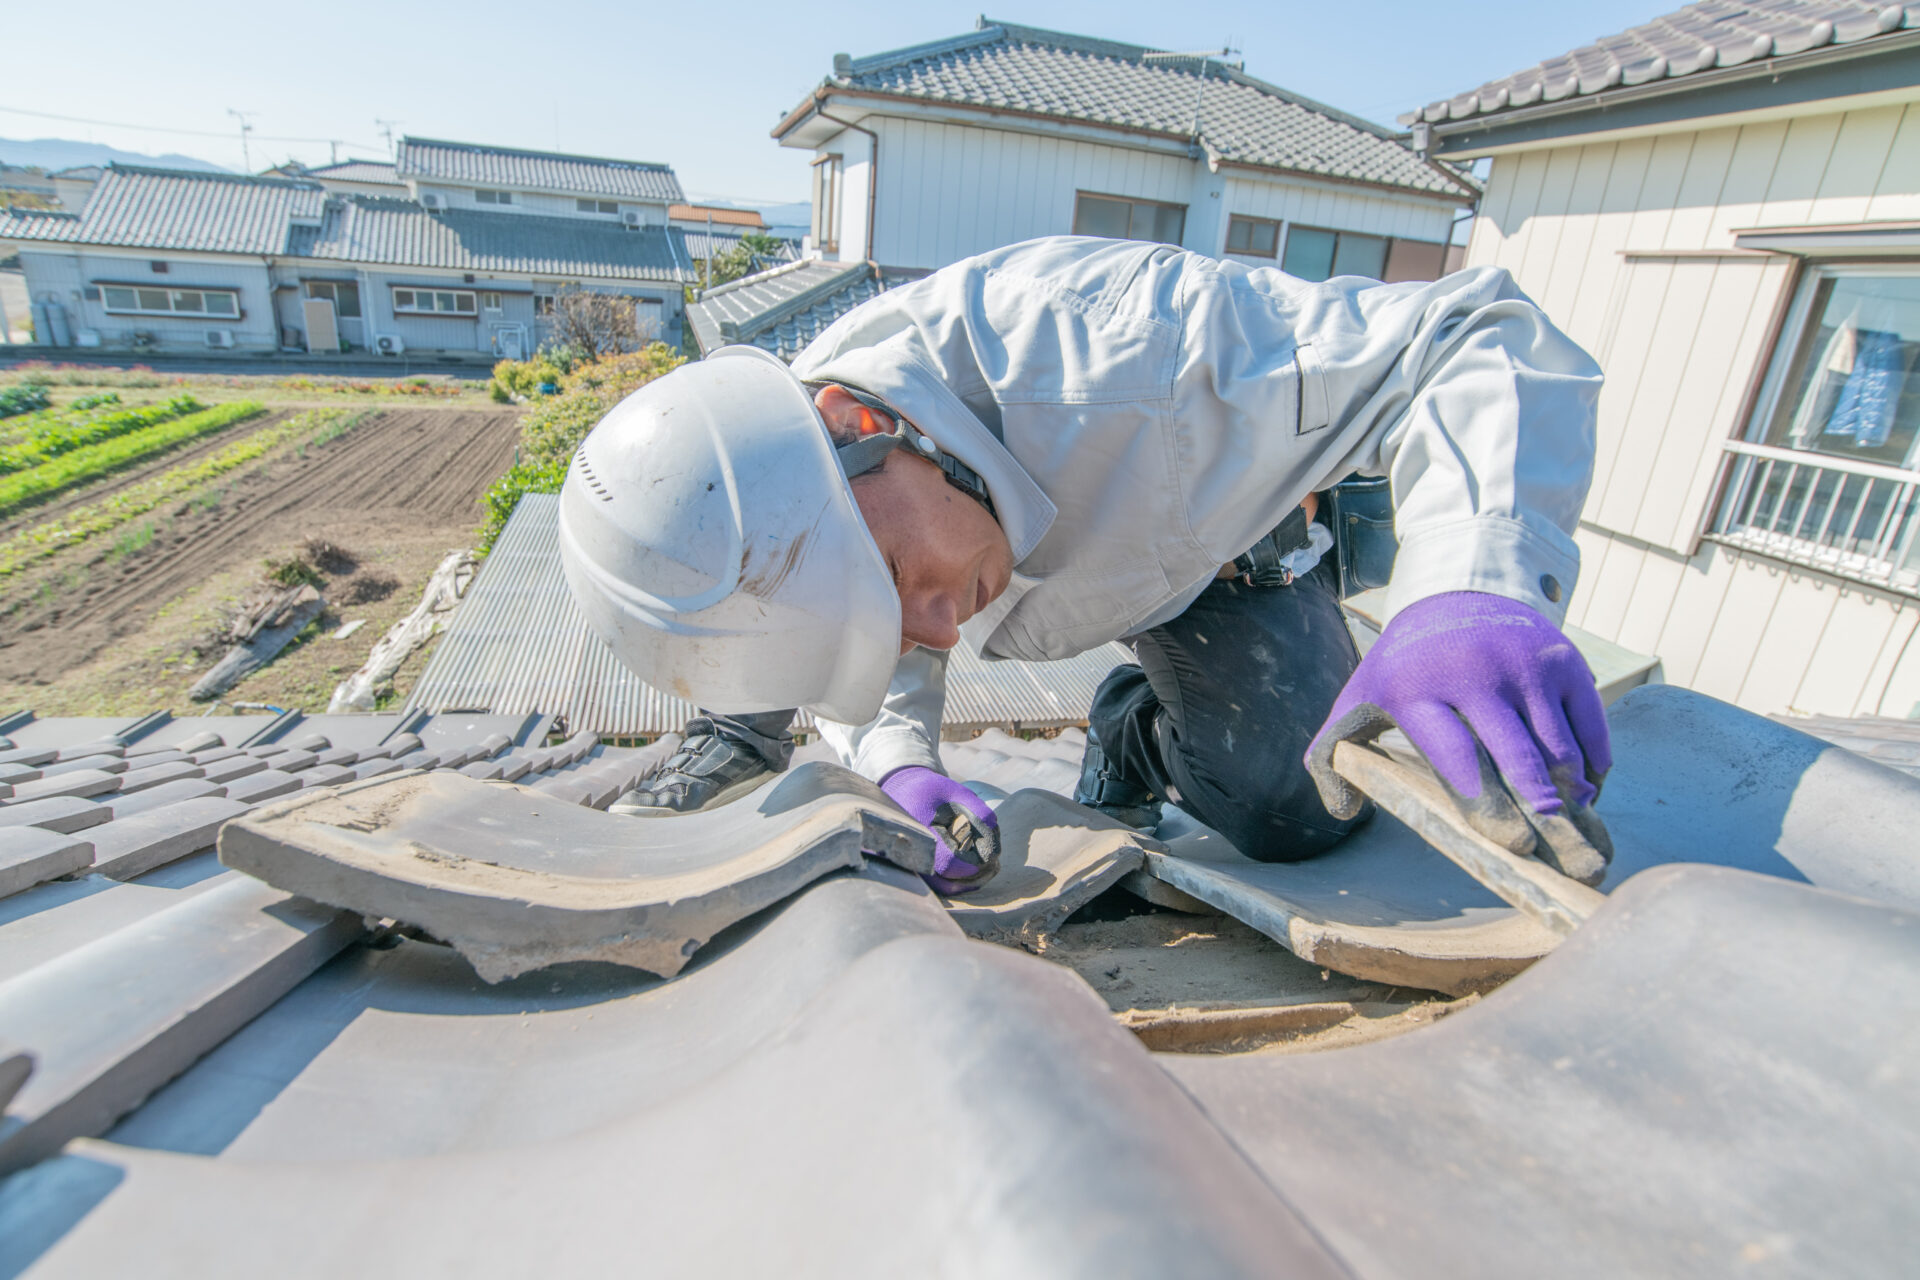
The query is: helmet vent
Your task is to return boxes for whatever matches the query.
[576,452,613,503]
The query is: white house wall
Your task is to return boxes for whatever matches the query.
[1218,175,1455,268]
[1466,97,1920,718]
[19,249,275,352]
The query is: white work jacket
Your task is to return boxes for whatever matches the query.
[790,236,1602,783]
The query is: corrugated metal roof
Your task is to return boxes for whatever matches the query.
[407,493,1131,737]
[1406,0,1920,127]
[291,199,694,283]
[397,137,684,203]
[809,19,1475,200]
[685,259,897,361]
[0,165,326,254]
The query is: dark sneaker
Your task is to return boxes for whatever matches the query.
[1073,732,1162,830]
[610,720,775,817]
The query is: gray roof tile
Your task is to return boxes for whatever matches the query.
[820,19,1475,199]
[396,137,683,203]
[306,160,404,187]
[1409,1,1920,126]
[0,166,693,284]
[685,258,896,361]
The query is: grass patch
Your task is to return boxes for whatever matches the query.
[0,407,369,580]
[0,395,202,474]
[0,400,266,516]
[264,555,324,589]
[108,522,155,560]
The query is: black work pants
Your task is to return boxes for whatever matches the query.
[1089,557,1369,862]
[696,707,798,770]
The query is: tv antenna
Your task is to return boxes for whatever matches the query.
[375,119,402,158]
[227,109,257,171]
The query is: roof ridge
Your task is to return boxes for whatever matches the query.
[700,257,845,300]
[103,163,321,189]
[844,24,1007,76]
[398,136,673,172]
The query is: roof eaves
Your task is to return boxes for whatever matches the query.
[397,136,675,176]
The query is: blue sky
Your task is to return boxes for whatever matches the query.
[3,1,1668,204]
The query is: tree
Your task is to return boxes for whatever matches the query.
[549,286,655,361]
[703,231,787,290]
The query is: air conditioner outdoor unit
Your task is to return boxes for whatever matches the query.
[204,329,235,349]
[421,194,443,210]
[374,334,405,355]
[622,210,644,228]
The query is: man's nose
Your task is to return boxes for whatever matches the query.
[899,593,961,653]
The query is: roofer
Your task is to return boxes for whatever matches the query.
[560,235,1612,895]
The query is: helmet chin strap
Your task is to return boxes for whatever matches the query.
[823,383,997,519]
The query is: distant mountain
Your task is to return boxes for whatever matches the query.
[0,137,229,174]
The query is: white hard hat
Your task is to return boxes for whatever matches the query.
[558,345,901,725]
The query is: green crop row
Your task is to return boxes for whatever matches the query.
[0,400,266,516]
[0,385,50,420]
[0,408,369,579]
[0,395,202,474]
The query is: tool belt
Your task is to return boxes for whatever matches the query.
[1327,476,1398,599]
[1231,506,1316,587]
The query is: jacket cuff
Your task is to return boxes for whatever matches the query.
[845,726,945,783]
[1384,515,1580,628]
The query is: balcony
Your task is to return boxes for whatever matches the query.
[1708,440,1920,595]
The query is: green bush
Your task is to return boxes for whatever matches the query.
[0,384,50,419]
[489,356,566,402]
[0,400,265,515]
[69,392,121,412]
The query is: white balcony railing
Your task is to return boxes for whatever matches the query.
[1709,440,1920,595]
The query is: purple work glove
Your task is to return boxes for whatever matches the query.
[879,765,1001,895]
[1306,591,1614,885]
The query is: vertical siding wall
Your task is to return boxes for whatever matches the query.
[865,116,1458,272]
[1466,99,1920,718]
[21,250,276,351]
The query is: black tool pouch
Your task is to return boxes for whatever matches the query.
[1328,477,1399,599]
[1232,506,1314,587]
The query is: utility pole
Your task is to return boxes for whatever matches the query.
[375,119,402,159]
[227,109,257,172]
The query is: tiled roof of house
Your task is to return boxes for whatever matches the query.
[307,160,403,187]
[807,18,1476,200]
[396,137,684,203]
[1405,0,1920,126]
[685,258,902,361]
[290,198,693,283]
[0,165,326,255]
[678,225,797,264]
[0,686,1914,1268]
[0,166,693,283]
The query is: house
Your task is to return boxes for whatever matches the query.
[1414,0,1920,721]
[0,138,696,359]
[685,258,905,361]
[771,17,1478,278]
[669,202,797,276]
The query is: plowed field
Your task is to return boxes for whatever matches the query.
[0,407,520,691]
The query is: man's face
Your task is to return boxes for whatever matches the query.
[814,385,1014,655]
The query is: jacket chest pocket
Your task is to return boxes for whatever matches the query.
[1295,342,1331,435]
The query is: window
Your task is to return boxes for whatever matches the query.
[1225,215,1280,258]
[1709,263,1920,592]
[533,293,556,317]
[149,260,168,274]
[577,198,619,215]
[391,287,477,316]
[480,291,503,311]
[1281,226,1389,282]
[1072,192,1186,245]
[811,155,842,253]
[304,280,361,319]
[475,189,513,205]
[99,285,239,318]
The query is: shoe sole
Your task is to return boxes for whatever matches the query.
[608,769,775,818]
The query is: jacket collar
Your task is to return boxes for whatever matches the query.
[796,339,1057,566]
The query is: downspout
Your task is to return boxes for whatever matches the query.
[818,110,878,264]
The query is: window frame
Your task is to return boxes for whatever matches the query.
[1225,214,1281,259]
[98,283,241,319]
[811,154,843,254]
[1071,191,1188,246]
[391,286,479,317]
[303,279,362,319]
[576,198,619,215]
[532,292,556,317]
[475,188,514,205]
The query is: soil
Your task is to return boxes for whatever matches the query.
[0,406,520,710]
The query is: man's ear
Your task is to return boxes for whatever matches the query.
[813,383,867,446]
